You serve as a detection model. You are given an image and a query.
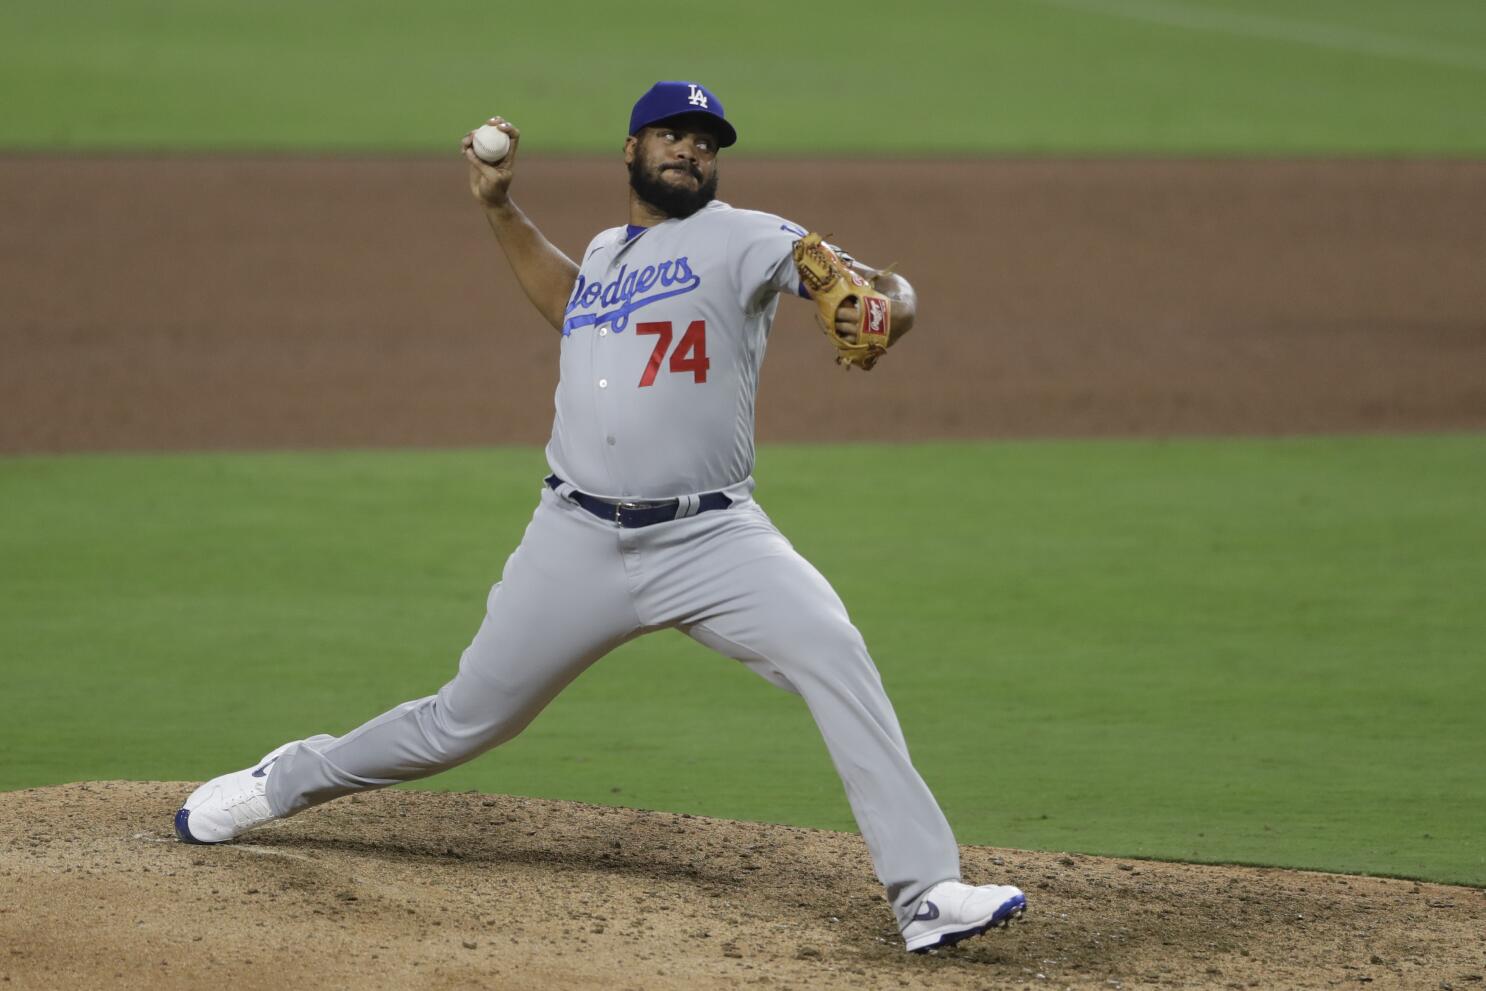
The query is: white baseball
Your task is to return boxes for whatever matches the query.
[472,123,512,164]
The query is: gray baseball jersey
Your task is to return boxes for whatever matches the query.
[257,197,964,932]
[548,200,806,501]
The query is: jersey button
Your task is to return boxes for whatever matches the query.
[606,435,616,446]
[599,328,608,337]
[598,379,608,388]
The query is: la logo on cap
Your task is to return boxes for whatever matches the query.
[628,81,737,147]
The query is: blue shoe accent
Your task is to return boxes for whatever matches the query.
[174,807,205,844]
[993,892,1027,924]
[913,899,940,922]
[251,754,282,778]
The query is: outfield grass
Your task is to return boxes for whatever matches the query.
[2,0,1484,154]
[2,437,1482,886]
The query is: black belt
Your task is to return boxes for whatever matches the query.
[546,475,732,529]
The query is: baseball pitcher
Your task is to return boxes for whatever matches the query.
[174,81,1025,953]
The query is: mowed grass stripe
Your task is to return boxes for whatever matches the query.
[1,436,1482,885]
[2,0,1484,153]
[1033,0,1486,72]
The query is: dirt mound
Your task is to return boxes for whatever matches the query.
[3,783,1481,989]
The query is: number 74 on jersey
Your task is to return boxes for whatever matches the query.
[636,320,709,387]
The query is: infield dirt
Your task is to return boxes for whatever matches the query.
[2,156,1484,452]
[2,157,1484,988]
[4,783,1484,990]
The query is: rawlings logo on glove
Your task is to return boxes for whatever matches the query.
[792,233,894,371]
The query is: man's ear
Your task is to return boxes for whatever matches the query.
[623,135,637,166]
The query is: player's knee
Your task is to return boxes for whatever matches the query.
[773,617,872,676]
[421,697,536,763]
[826,618,869,658]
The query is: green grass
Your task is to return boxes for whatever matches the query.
[3,0,1485,154]
[2,437,1484,887]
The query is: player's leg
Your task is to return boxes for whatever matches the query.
[265,487,642,815]
[177,487,642,840]
[638,503,963,932]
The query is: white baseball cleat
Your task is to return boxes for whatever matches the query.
[173,741,298,844]
[901,880,1027,953]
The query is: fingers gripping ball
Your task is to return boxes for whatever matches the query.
[793,233,892,371]
[472,123,512,163]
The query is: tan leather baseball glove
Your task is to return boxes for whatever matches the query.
[793,233,893,371]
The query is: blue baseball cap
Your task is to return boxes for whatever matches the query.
[628,81,737,148]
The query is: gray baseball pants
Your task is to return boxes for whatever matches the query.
[265,484,960,928]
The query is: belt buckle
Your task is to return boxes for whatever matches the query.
[615,500,646,524]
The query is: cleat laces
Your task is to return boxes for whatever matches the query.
[221,781,272,828]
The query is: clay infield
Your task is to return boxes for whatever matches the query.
[2,157,1484,988]
[3,156,1484,452]
[4,784,1484,990]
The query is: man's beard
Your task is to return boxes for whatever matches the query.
[628,158,719,219]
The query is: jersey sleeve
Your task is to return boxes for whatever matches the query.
[727,211,812,313]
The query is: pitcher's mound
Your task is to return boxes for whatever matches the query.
[2,782,1480,989]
